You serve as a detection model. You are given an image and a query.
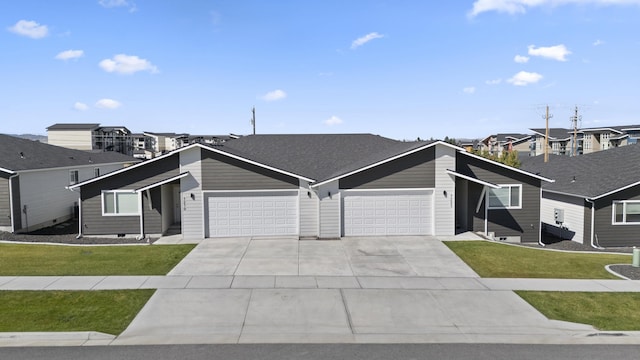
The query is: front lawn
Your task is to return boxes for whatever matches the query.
[517,291,640,331]
[444,241,629,279]
[0,244,195,276]
[0,290,154,335]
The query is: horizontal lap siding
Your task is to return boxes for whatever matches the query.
[340,147,436,189]
[593,185,640,247]
[201,150,298,190]
[0,176,9,227]
[541,192,585,243]
[81,155,179,235]
[458,154,542,243]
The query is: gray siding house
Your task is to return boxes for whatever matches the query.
[522,143,640,247]
[69,134,550,242]
[0,134,137,233]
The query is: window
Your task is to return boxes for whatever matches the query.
[488,185,522,209]
[94,168,100,177]
[612,201,640,225]
[69,170,79,185]
[102,191,139,216]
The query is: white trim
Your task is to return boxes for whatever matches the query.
[340,187,434,192]
[458,151,555,183]
[135,172,189,192]
[612,200,640,225]
[311,141,462,188]
[69,143,313,190]
[202,189,299,194]
[138,191,144,239]
[0,167,14,175]
[8,173,18,233]
[487,184,523,210]
[69,169,79,185]
[579,127,624,134]
[101,190,140,216]
[592,180,640,200]
[445,169,500,189]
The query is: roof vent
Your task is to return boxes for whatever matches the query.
[19,152,24,159]
[571,176,576,183]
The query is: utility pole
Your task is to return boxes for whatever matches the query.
[570,106,581,157]
[250,107,256,135]
[544,105,553,163]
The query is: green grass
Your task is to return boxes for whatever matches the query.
[517,291,640,331]
[444,241,630,279]
[0,290,154,335]
[0,244,195,276]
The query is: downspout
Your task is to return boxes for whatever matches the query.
[585,198,603,249]
[65,186,83,238]
[8,173,18,233]
[538,188,545,247]
[137,191,144,240]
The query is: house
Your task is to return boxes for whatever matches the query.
[579,125,640,154]
[521,143,640,247]
[480,133,531,158]
[68,134,552,243]
[529,128,576,157]
[0,134,138,233]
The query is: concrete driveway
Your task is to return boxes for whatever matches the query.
[167,236,479,278]
[112,236,599,345]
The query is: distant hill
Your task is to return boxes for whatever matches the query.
[8,134,48,143]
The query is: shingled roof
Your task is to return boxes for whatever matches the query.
[529,128,572,140]
[0,134,138,172]
[216,134,437,183]
[520,143,640,199]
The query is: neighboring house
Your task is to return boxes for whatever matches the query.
[0,134,138,233]
[480,133,531,158]
[579,125,640,154]
[47,123,134,156]
[521,143,640,247]
[68,134,551,243]
[529,128,576,157]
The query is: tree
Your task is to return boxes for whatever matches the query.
[472,149,521,168]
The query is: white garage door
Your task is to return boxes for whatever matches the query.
[342,190,433,236]
[206,191,298,237]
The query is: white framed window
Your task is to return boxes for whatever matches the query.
[612,201,640,225]
[69,170,79,185]
[102,191,140,216]
[94,168,100,177]
[488,184,522,209]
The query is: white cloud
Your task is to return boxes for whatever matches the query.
[99,54,158,74]
[260,89,287,102]
[468,0,640,17]
[593,39,604,46]
[55,49,84,61]
[485,78,502,85]
[463,86,476,94]
[324,116,343,126]
[73,102,89,111]
[514,54,529,63]
[507,71,543,86]
[528,44,571,61]
[8,20,48,39]
[95,98,122,109]
[99,0,137,12]
[351,32,384,49]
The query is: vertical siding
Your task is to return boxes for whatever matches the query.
[318,181,340,238]
[541,192,585,243]
[434,145,456,236]
[201,149,298,190]
[0,176,10,228]
[592,186,640,247]
[458,153,542,243]
[299,180,319,238]
[180,147,203,239]
[339,147,436,189]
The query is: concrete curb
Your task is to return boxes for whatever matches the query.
[0,332,115,347]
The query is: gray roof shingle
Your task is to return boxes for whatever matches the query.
[46,123,100,131]
[0,134,138,172]
[529,128,572,140]
[520,143,640,198]
[214,134,435,182]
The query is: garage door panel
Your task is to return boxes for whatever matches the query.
[343,190,433,236]
[206,193,298,237]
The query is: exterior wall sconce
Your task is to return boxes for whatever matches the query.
[307,191,312,198]
[328,191,332,199]
[190,193,195,200]
[443,190,448,197]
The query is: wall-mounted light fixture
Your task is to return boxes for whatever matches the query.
[328,191,332,199]
[307,191,312,198]
[443,190,448,197]
[190,193,195,200]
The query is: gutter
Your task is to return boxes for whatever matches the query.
[585,198,604,249]
[8,173,18,233]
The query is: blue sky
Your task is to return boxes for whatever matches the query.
[2,0,640,140]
